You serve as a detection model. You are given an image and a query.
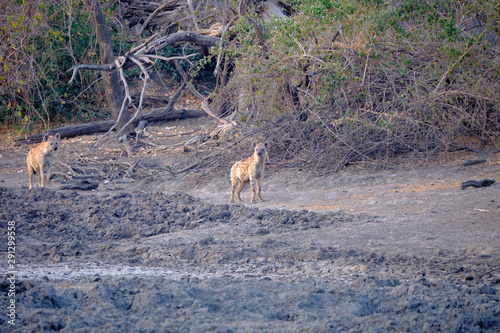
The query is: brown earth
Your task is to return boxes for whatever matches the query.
[0,117,499,332]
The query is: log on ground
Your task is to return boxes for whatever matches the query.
[16,109,206,145]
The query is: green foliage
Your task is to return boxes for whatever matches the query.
[220,0,500,169]
[0,0,112,134]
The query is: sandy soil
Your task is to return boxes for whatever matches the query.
[0,118,499,332]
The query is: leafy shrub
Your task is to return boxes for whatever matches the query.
[0,0,117,134]
[218,0,500,170]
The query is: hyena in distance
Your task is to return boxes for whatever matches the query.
[27,133,60,190]
[230,142,268,204]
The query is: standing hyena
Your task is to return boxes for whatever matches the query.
[27,133,60,190]
[230,142,268,204]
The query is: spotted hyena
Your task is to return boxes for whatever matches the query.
[230,142,268,204]
[27,133,60,190]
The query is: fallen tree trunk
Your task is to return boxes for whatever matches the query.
[16,108,206,145]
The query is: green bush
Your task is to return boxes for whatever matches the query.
[0,0,118,134]
[218,0,500,169]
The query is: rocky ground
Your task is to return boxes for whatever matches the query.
[0,118,499,332]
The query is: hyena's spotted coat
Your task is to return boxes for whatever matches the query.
[230,142,268,204]
[27,133,60,190]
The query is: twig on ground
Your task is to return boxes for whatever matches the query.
[127,159,140,176]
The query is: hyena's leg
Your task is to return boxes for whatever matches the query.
[27,162,34,190]
[256,178,263,202]
[39,161,45,188]
[236,180,246,203]
[46,163,52,187]
[230,173,237,204]
[249,177,257,203]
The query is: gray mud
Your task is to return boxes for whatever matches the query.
[1,187,499,332]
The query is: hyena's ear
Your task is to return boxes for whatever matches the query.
[55,133,61,140]
[264,142,268,149]
[43,134,49,142]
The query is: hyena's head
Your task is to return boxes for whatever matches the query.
[254,142,268,158]
[43,133,61,152]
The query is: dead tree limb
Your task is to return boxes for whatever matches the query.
[186,0,199,31]
[113,55,151,138]
[15,109,206,145]
[174,60,234,126]
[66,29,224,149]
[153,31,223,52]
[68,63,119,84]
[214,17,237,77]
[174,60,203,99]
[138,0,181,36]
[127,159,140,176]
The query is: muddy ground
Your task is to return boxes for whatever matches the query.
[0,117,499,332]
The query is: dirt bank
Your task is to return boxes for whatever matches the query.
[0,119,499,332]
[0,187,499,332]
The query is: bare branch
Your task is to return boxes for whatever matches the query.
[143,53,198,63]
[113,56,151,138]
[129,34,160,54]
[173,60,234,125]
[214,17,237,77]
[68,26,232,149]
[201,100,235,125]
[174,60,204,99]
[114,57,133,125]
[155,31,222,51]
[68,64,116,84]
[138,0,181,36]
[238,0,250,17]
[164,81,188,115]
[71,32,223,84]
[187,0,199,30]
[92,57,131,149]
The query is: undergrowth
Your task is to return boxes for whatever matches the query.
[215,0,500,170]
[0,1,107,135]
